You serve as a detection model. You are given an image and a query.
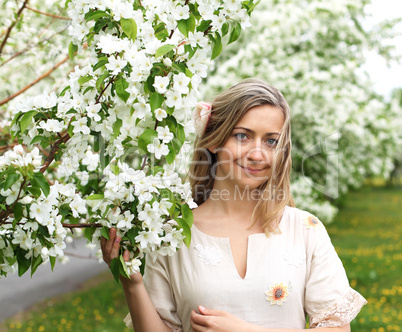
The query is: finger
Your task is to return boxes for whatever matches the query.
[198,305,222,316]
[191,310,208,327]
[100,235,106,249]
[104,228,116,254]
[123,250,130,262]
[110,235,121,260]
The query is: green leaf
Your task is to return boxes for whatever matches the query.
[86,194,104,200]
[49,256,56,271]
[31,255,43,276]
[20,111,38,133]
[93,58,109,72]
[38,225,51,237]
[181,203,194,227]
[126,228,139,246]
[30,135,48,145]
[228,21,241,45]
[78,75,93,85]
[101,226,110,240]
[68,42,78,59]
[113,118,123,137]
[31,172,50,197]
[4,173,20,190]
[115,77,130,102]
[184,44,196,59]
[211,32,222,60]
[178,20,188,38]
[110,257,121,283]
[138,129,158,153]
[84,227,96,242]
[121,18,137,41]
[155,44,175,58]
[10,112,22,134]
[119,254,131,279]
[176,218,191,248]
[17,249,31,277]
[96,71,109,90]
[196,20,212,33]
[245,0,261,15]
[26,186,41,198]
[155,23,169,40]
[177,123,185,145]
[172,62,186,73]
[13,202,23,222]
[165,143,176,164]
[67,123,74,138]
[65,0,72,10]
[94,18,109,34]
[221,22,229,37]
[187,14,196,34]
[85,10,109,22]
[150,93,164,112]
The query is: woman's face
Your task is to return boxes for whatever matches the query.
[212,104,285,191]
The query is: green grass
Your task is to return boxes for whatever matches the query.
[1,186,401,332]
[327,186,402,332]
[0,273,131,332]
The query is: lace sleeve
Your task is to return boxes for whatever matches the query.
[309,287,368,328]
[123,313,183,331]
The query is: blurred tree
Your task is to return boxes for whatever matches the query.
[204,0,402,220]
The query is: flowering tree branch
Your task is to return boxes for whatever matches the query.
[25,6,71,21]
[0,55,70,106]
[0,0,30,56]
[0,179,26,226]
[0,0,258,279]
[40,133,71,174]
[0,26,69,68]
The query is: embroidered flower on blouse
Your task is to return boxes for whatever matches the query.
[266,282,289,306]
[195,243,223,266]
[283,249,305,267]
[303,215,324,231]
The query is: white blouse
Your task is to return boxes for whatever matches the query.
[124,206,367,331]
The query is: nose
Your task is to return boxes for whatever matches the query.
[246,140,267,162]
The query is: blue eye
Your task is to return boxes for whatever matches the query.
[265,138,278,147]
[234,133,248,141]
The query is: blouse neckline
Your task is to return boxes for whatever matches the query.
[191,206,289,280]
[191,206,289,241]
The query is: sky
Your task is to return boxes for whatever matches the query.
[363,0,402,98]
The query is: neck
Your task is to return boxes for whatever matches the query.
[203,181,261,219]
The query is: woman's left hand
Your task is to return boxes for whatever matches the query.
[190,306,251,332]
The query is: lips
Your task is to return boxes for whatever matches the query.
[238,164,267,174]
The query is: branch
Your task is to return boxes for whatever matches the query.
[0,55,70,106]
[40,133,70,173]
[0,141,20,153]
[2,221,103,228]
[62,223,102,228]
[96,77,115,103]
[64,252,99,260]
[0,179,27,226]
[0,26,69,68]
[0,0,30,56]
[25,6,71,20]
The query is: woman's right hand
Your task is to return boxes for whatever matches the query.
[100,228,143,284]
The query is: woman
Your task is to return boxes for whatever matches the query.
[101,79,367,331]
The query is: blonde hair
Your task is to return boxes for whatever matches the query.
[188,79,295,235]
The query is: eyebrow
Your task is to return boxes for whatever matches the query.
[233,126,280,136]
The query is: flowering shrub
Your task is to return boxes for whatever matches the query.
[0,0,258,279]
[204,0,402,220]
